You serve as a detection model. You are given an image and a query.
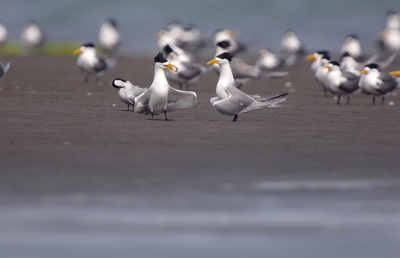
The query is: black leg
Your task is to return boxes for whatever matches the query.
[186,83,190,90]
[381,96,385,105]
[126,104,130,111]
[337,94,341,105]
[372,96,375,105]
[232,114,238,122]
[164,110,169,121]
[346,95,351,105]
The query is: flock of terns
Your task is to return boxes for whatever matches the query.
[1,11,400,122]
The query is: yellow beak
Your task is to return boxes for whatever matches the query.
[73,48,83,55]
[324,64,330,69]
[389,70,400,76]
[163,63,178,72]
[207,59,219,65]
[360,69,368,74]
[306,54,316,60]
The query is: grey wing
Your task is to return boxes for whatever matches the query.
[230,58,259,78]
[133,88,152,114]
[339,72,360,93]
[94,55,107,72]
[166,87,197,111]
[212,86,256,116]
[378,73,397,93]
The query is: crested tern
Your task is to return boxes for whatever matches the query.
[207,52,288,122]
[112,78,147,111]
[74,42,117,85]
[20,20,46,50]
[134,52,197,120]
[256,48,296,71]
[0,61,10,80]
[359,63,399,105]
[324,61,360,104]
[306,51,331,95]
[98,18,121,56]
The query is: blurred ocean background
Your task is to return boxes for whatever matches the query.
[0,0,399,55]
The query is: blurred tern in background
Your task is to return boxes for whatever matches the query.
[0,21,8,45]
[213,40,288,89]
[340,34,365,61]
[164,44,212,90]
[98,18,121,56]
[20,20,46,51]
[280,30,305,66]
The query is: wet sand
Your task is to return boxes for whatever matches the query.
[0,55,400,257]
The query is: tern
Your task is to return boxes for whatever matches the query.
[359,63,399,105]
[207,52,288,122]
[213,29,247,55]
[255,48,295,71]
[20,20,46,50]
[134,52,197,120]
[324,61,360,104]
[306,51,331,95]
[0,21,8,45]
[0,61,10,80]
[98,18,121,56]
[164,44,212,90]
[340,52,396,75]
[112,78,147,111]
[74,42,117,85]
[340,35,365,60]
[280,30,305,65]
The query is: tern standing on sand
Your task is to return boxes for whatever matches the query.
[133,52,197,120]
[207,52,288,122]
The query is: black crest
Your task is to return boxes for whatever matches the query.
[322,52,331,60]
[164,44,174,55]
[329,61,340,66]
[216,52,234,62]
[154,52,168,63]
[316,50,330,55]
[364,63,380,69]
[82,42,95,48]
[217,40,231,49]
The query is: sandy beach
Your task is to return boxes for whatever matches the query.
[0,54,400,257]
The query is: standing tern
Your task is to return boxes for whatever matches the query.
[306,51,331,95]
[112,78,147,111]
[98,18,121,56]
[207,52,288,122]
[359,63,399,105]
[280,30,305,66]
[134,52,197,120]
[324,61,360,104]
[74,42,117,85]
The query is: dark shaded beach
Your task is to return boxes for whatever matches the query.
[0,55,399,257]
